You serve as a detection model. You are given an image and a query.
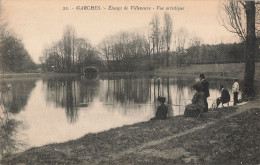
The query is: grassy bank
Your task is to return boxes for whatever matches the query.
[2,100,260,164]
[154,62,260,80]
[1,62,260,80]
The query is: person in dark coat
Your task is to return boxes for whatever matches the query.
[184,83,206,117]
[216,85,230,107]
[199,74,209,112]
[151,96,168,120]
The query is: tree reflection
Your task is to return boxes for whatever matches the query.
[0,83,20,160]
[101,76,197,115]
[42,75,235,123]
[0,79,38,159]
[43,76,100,123]
[102,77,151,106]
[1,79,36,114]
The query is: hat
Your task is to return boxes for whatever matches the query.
[157,96,166,103]
[199,74,205,79]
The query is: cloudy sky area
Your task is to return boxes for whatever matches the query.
[2,0,239,63]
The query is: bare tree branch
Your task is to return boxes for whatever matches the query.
[239,0,246,8]
[218,0,247,42]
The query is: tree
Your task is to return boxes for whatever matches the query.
[244,1,257,99]
[189,35,203,47]
[1,32,35,72]
[173,28,189,68]
[0,0,7,76]
[41,30,101,73]
[150,14,160,55]
[163,12,173,67]
[62,25,76,72]
[218,0,259,99]
[174,28,188,54]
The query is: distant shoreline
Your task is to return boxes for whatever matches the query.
[1,62,260,81]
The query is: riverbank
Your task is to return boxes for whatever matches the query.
[154,62,260,80]
[1,62,260,80]
[2,99,260,164]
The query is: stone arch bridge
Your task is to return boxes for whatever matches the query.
[80,66,99,74]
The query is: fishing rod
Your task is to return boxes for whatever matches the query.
[77,98,234,108]
[179,98,234,102]
[132,103,185,107]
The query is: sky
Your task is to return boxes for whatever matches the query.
[2,0,240,63]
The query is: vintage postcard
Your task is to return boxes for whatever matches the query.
[0,0,259,164]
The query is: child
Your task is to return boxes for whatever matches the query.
[232,78,239,105]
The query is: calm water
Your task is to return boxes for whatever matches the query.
[0,74,241,155]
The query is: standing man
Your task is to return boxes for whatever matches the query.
[232,78,239,105]
[200,74,210,112]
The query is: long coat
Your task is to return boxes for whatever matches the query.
[201,79,210,98]
[184,92,206,117]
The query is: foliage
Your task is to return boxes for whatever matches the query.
[0,0,36,73]
[98,31,151,71]
[183,43,247,64]
[41,26,101,72]
[1,34,36,72]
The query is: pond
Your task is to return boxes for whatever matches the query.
[0,74,242,156]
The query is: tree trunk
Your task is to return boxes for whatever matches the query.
[243,1,256,100]
[166,46,169,67]
[72,35,75,72]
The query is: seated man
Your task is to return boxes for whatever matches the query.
[216,85,230,107]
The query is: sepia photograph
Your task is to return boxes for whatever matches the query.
[0,0,260,164]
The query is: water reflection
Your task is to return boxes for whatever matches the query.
[1,80,36,114]
[102,78,151,105]
[43,76,242,123]
[43,76,100,123]
[0,75,242,155]
[0,84,20,160]
[0,79,37,160]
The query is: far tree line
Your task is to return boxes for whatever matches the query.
[40,12,259,72]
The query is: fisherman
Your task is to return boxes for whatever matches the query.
[216,85,230,107]
[199,74,210,112]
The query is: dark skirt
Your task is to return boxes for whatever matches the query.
[184,104,201,117]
